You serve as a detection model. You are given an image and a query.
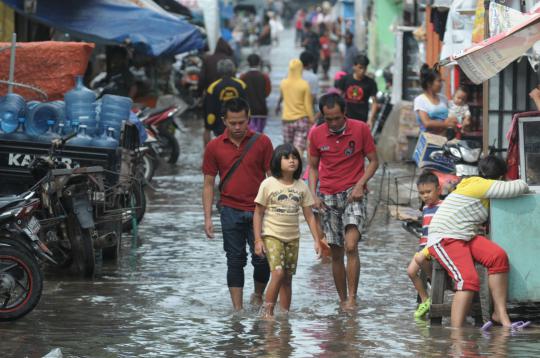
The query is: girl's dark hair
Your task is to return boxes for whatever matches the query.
[270,143,303,180]
[420,63,440,91]
[417,171,440,187]
[478,155,507,179]
[319,92,346,114]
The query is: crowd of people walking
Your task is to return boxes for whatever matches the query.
[198,2,531,333]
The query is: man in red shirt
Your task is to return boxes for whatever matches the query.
[308,93,379,310]
[202,98,273,311]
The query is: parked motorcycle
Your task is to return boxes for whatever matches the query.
[173,52,203,111]
[427,139,482,195]
[29,134,118,277]
[137,106,181,164]
[0,191,55,321]
[371,91,393,142]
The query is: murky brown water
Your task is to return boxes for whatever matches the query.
[2,30,540,358]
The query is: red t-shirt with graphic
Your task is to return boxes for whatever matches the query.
[336,74,378,122]
[308,119,376,195]
[320,36,330,58]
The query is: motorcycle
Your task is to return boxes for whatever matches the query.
[427,139,482,195]
[371,91,393,142]
[139,131,159,184]
[29,134,118,277]
[0,191,56,321]
[137,106,181,164]
[173,52,203,112]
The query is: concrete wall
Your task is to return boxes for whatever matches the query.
[369,0,402,90]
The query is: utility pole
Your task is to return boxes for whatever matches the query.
[354,0,366,50]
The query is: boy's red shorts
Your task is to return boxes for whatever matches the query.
[428,235,509,292]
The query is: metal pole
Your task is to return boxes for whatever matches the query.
[482,0,490,154]
[8,33,16,93]
[354,0,366,50]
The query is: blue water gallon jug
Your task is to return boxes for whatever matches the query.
[0,94,26,134]
[26,102,65,137]
[99,94,132,134]
[64,76,97,134]
[91,127,118,148]
[39,121,61,143]
[69,124,93,147]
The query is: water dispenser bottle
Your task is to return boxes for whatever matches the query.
[99,94,132,134]
[64,76,97,135]
[91,127,118,148]
[40,120,61,142]
[0,93,26,134]
[26,102,64,137]
[69,124,93,147]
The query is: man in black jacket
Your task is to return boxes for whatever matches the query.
[203,59,248,146]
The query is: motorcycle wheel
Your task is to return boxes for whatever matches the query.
[67,214,95,277]
[102,223,122,261]
[122,182,147,233]
[157,129,180,164]
[142,151,156,183]
[0,246,43,321]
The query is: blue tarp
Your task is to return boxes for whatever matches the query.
[1,0,205,57]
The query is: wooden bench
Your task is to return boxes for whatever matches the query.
[429,260,492,325]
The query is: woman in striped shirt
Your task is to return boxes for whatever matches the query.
[426,155,530,328]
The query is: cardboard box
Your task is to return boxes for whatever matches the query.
[412,132,454,173]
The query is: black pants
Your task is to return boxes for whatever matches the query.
[220,206,270,287]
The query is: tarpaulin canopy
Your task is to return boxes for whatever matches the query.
[1,0,205,57]
[0,41,94,100]
[441,5,540,84]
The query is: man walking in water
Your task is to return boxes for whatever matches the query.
[308,93,378,310]
[202,98,273,310]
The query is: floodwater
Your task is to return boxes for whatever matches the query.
[2,30,540,358]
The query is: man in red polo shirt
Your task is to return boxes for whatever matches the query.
[308,92,379,310]
[202,98,273,311]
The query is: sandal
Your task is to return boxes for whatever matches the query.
[481,320,531,331]
[414,298,431,319]
[512,321,531,330]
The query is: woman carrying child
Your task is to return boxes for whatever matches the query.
[254,143,326,318]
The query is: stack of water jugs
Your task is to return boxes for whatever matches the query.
[0,76,133,148]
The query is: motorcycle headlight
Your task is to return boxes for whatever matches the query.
[460,147,481,163]
[449,147,462,159]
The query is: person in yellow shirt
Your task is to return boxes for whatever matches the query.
[275,59,314,157]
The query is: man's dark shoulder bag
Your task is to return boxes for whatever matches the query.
[216,133,260,212]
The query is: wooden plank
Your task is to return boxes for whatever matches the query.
[430,261,447,319]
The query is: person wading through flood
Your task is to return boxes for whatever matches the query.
[276,59,314,158]
[202,98,273,311]
[308,93,379,310]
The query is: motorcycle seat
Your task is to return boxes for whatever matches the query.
[0,195,25,210]
[141,107,171,118]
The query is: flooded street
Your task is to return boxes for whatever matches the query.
[2,31,540,358]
